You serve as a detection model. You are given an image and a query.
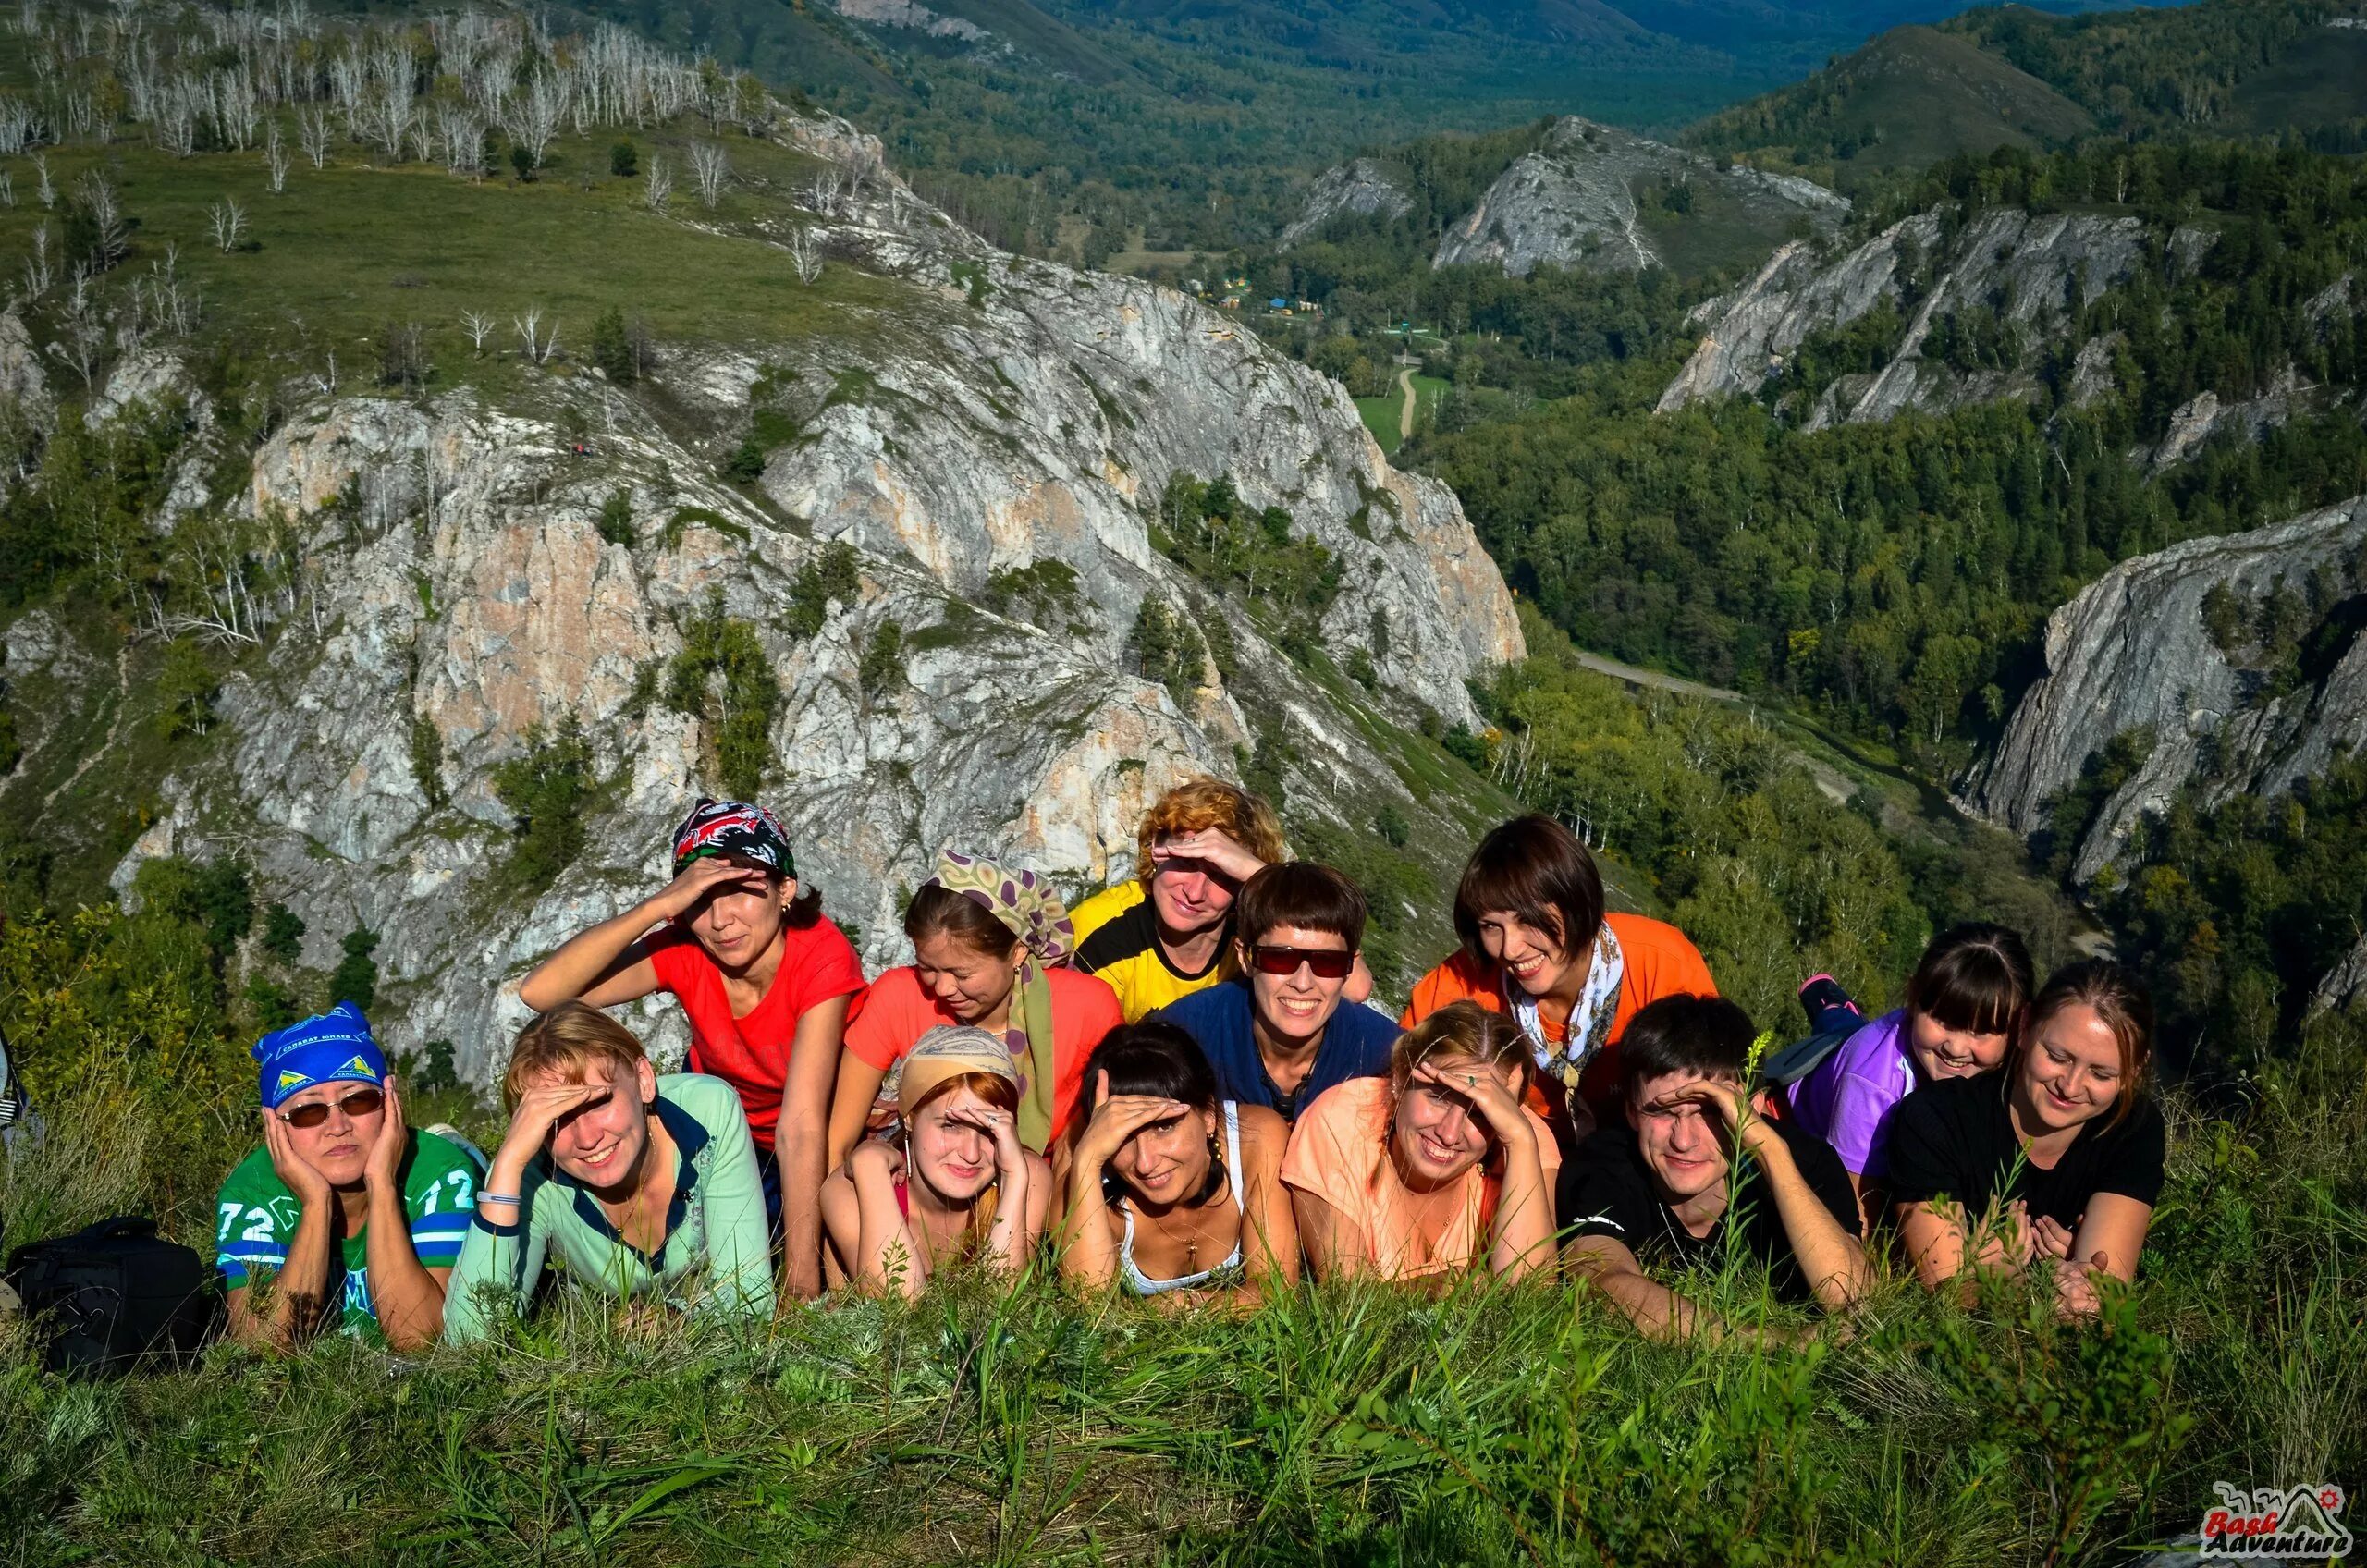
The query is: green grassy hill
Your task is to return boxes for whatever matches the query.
[1684,23,2093,180]
[0,133,909,377]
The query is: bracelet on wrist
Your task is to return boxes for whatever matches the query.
[479,1191,523,1207]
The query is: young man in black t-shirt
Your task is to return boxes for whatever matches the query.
[1559,994,1869,1339]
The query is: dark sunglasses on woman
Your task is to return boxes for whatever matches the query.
[1249,945,1355,980]
[277,1085,386,1128]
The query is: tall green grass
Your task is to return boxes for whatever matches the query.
[3,1013,2361,1566]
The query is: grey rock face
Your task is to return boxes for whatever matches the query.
[2144,365,2332,473]
[1433,117,1844,278]
[1660,207,2147,420]
[84,111,1523,1085]
[0,310,46,410]
[828,0,988,41]
[2065,332,2123,410]
[1968,496,2367,885]
[1280,159,1414,247]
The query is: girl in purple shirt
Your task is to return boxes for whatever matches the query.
[1786,924,2034,1231]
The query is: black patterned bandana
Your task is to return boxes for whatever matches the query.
[670,798,797,879]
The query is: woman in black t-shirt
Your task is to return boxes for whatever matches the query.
[1887,960,2165,1317]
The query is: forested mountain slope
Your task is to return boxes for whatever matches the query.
[0,6,1526,1079]
[1413,133,2367,1062]
[1686,24,2095,177]
[1686,0,2366,186]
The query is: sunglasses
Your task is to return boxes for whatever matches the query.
[1248,945,1355,980]
[277,1085,385,1128]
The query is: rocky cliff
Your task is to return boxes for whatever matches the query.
[1968,495,2367,886]
[1278,158,1415,246]
[0,106,1523,1084]
[1429,117,1846,278]
[1278,117,1843,278]
[1658,206,2152,419]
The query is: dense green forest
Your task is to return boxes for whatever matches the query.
[1686,0,2366,182]
[1418,141,2367,774]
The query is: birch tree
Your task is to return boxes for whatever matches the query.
[785,225,823,286]
[688,139,728,209]
[298,104,332,167]
[206,196,246,252]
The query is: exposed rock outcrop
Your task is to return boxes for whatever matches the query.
[1431,117,1846,278]
[2143,366,2331,473]
[69,108,1523,1084]
[828,0,987,42]
[1968,495,2367,885]
[1659,207,2148,418]
[1279,158,1414,247]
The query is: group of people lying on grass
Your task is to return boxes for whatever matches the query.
[214,778,2166,1350]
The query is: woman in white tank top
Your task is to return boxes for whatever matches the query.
[1054,1022,1297,1302]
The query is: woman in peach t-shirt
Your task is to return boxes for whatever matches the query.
[1281,1001,1559,1282]
[1404,815,1714,1155]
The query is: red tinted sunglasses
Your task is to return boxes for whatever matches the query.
[277,1086,385,1128]
[1249,945,1355,980]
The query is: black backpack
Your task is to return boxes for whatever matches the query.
[6,1217,222,1378]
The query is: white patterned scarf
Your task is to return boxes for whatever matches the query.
[1505,921,1625,1101]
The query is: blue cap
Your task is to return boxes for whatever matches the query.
[253,1002,386,1109]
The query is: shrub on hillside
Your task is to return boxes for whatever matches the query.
[489,714,600,896]
[668,594,780,801]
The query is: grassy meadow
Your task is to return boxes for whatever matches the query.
[1355,374,1447,456]
[0,122,928,397]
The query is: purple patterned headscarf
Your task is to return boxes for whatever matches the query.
[925,849,1073,965]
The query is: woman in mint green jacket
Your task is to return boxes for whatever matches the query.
[446,1002,774,1342]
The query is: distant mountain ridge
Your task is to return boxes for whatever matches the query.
[1685,0,2367,185]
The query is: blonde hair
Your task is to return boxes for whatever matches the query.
[1388,999,1530,1099]
[905,1071,1020,1253]
[503,1000,648,1113]
[1134,776,1286,883]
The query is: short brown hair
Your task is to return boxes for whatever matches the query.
[2022,960,2154,1129]
[1134,777,1286,883]
[1233,862,1367,952]
[503,1000,647,1113]
[1618,994,1756,1105]
[1388,998,1531,1100]
[1453,815,1603,970]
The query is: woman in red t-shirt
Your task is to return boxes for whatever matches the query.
[519,799,865,1301]
[828,850,1121,1166]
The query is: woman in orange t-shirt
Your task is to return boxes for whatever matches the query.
[828,851,1121,1164]
[1281,1001,1559,1283]
[1403,815,1714,1158]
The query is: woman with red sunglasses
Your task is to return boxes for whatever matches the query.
[1148,864,1398,1125]
[214,1005,478,1351]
